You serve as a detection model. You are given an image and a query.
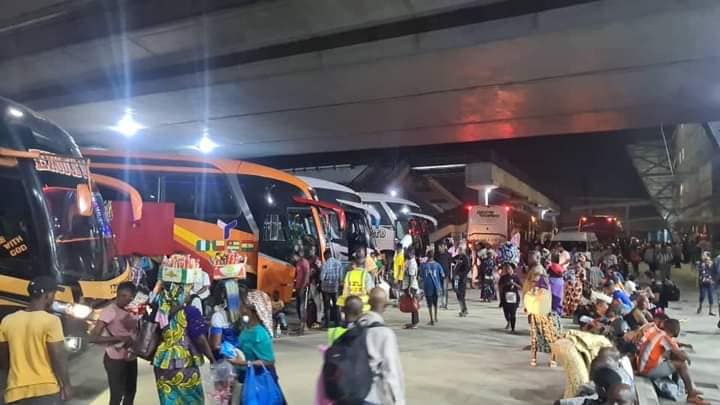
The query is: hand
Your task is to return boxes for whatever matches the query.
[61,384,73,401]
[121,336,134,347]
[251,360,264,367]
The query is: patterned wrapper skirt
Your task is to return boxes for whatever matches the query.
[154,366,204,405]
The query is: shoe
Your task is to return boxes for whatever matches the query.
[710,311,717,316]
[505,322,510,330]
[697,306,702,314]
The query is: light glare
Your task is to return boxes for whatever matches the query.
[7,106,24,118]
[111,109,144,137]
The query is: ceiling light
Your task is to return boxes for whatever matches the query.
[110,108,144,137]
[7,106,24,118]
[389,189,398,197]
[195,129,218,154]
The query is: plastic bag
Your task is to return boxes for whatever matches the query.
[210,361,236,405]
[242,365,284,405]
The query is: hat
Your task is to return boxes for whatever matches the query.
[624,280,637,293]
[28,276,64,296]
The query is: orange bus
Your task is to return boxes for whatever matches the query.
[83,150,333,302]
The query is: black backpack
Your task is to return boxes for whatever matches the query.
[322,322,382,404]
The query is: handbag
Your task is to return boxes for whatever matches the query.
[131,318,160,361]
[398,293,420,313]
[242,365,285,405]
[524,288,551,316]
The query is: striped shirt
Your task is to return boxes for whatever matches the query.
[636,325,679,375]
[320,257,344,293]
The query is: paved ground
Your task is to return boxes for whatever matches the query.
[39,265,720,404]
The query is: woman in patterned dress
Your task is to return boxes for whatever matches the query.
[153,283,216,404]
[562,253,588,317]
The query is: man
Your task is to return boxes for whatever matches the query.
[0,276,72,404]
[320,249,344,328]
[338,249,375,312]
[356,288,405,405]
[631,319,708,405]
[656,245,674,281]
[419,250,445,325]
[453,248,472,317]
[604,280,634,315]
[293,252,311,334]
[556,243,571,271]
[434,243,452,309]
[327,295,363,344]
[89,282,138,405]
[401,248,420,329]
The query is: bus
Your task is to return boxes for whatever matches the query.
[299,176,379,261]
[578,215,623,244]
[0,98,132,352]
[359,192,437,255]
[84,150,332,302]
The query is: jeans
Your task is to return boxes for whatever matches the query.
[7,394,61,405]
[699,283,715,305]
[322,291,339,327]
[103,354,138,405]
[502,302,518,331]
[295,286,308,331]
[274,312,288,329]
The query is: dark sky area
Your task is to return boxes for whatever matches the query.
[255,129,654,208]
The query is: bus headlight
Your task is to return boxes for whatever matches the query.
[51,302,93,319]
[64,336,83,353]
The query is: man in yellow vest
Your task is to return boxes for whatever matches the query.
[338,248,375,312]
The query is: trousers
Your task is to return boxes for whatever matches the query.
[103,354,138,405]
[502,302,518,331]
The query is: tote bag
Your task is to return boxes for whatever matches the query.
[242,366,284,405]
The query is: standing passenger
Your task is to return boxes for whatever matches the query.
[454,248,472,317]
[320,249,344,328]
[402,248,420,329]
[498,263,521,333]
[434,242,452,309]
[293,253,311,335]
[420,250,445,325]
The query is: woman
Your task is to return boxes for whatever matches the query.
[402,247,420,329]
[478,248,497,302]
[153,283,215,404]
[524,264,561,367]
[547,253,565,316]
[229,299,286,404]
[696,252,716,316]
[498,262,521,333]
[562,253,587,317]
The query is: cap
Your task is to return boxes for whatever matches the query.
[624,280,637,293]
[27,276,65,296]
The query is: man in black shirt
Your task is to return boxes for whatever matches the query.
[435,242,452,309]
[453,248,472,317]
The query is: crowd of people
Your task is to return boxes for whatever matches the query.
[1,234,717,405]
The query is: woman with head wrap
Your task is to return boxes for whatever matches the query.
[523,262,562,368]
[153,282,215,404]
[563,252,588,317]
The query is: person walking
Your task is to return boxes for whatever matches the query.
[293,253,311,335]
[0,276,72,404]
[454,248,472,317]
[320,249,344,328]
[696,252,716,316]
[152,283,216,404]
[338,249,375,312]
[420,250,445,325]
[359,288,405,404]
[562,253,587,317]
[657,244,674,281]
[402,248,420,329]
[435,242,452,309]
[498,262,521,333]
[643,243,657,275]
[89,282,139,405]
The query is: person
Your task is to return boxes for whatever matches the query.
[320,249,343,328]
[392,244,405,304]
[556,243,571,270]
[307,252,324,329]
[293,253,311,334]
[624,295,653,330]
[338,249,374,312]
[401,248,420,329]
[420,250,445,325]
[89,281,139,405]
[453,248,472,317]
[152,283,216,404]
[498,262,521,333]
[209,287,239,359]
[657,244,674,281]
[478,247,497,302]
[604,280,634,315]
[356,288,405,405]
[434,242,452,309]
[0,276,72,404]
[630,319,709,405]
[696,252,716,316]
[563,253,587,317]
[548,253,565,316]
[271,291,288,337]
[228,299,286,404]
[524,265,560,368]
[327,295,364,344]
[643,243,657,274]
[672,242,683,269]
[189,269,211,315]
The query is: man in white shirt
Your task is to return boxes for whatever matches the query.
[556,244,571,271]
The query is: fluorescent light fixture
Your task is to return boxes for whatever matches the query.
[195,128,218,154]
[7,106,24,118]
[411,163,466,171]
[540,208,550,220]
[484,185,497,206]
[110,108,144,137]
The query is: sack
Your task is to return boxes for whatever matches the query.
[524,289,551,316]
[131,319,160,361]
[242,365,284,405]
[399,293,420,313]
[322,322,382,403]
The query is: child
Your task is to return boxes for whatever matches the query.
[271,291,288,337]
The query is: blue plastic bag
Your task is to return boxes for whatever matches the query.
[242,365,284,405]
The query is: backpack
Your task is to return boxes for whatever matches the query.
[322,322,382,404]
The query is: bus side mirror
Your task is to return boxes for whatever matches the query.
[76,184,93,217]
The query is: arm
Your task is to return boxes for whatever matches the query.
[193,334,216,364]
[379,331,405,405]
[48,341,72,400]
[0,342,7,371]
[89,320,131,345]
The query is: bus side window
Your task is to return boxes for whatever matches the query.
[161,174,195,218]
[0,173,37,278]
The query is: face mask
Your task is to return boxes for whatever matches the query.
[241,315,250,324]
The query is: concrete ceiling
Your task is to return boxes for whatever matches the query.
[3,0,720,158]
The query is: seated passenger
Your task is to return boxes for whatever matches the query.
[271,290,288,337]
[604,280,633,315]
[624,295,653,330]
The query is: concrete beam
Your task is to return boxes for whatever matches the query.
[465,162,559,211]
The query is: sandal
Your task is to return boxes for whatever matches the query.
[530,359,537,367]
[549,361,558,368]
